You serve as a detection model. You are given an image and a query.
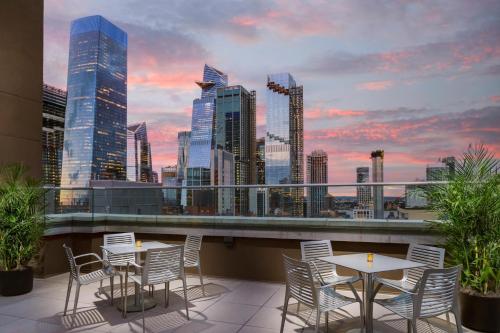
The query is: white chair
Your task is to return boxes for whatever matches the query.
[374,266,463,333]
[63,244,123,325]
[102,232,136,268]
[300,240,363,308]
[373,244,445,296]
[184,234,204,295]
[281,255,362,333]
[124,245,189,333]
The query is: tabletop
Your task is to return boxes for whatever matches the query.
[101,241,173,255]
[319,253,426,274]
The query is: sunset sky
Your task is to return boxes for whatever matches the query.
[44,0,500,183]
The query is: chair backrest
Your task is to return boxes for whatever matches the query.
[184,235,202,266]
[300,240,336,279]
[415,266,461,318]
[143,245,184,285]
[405,244,445,286]
[63,244,78,280]
[283,255,316,308]
[103,232,136,266]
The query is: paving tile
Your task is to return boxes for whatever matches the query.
[220,281,280,306]
[199,301,260,325]
[0,314,21,327]
[173,319,241,333]
[246,306,305,332]
[0,318,65,333]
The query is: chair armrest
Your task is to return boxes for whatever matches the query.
[127,261,143,270]
[74,253,102,261]
[76,260,104,275]
[308,260,327,286]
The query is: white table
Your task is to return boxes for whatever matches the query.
[101,241,172,312]
[319,253,425,333]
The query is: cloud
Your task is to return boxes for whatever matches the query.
[490,95,500,103]
[356,80,393,91]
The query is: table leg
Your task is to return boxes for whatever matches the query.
[363,273,373,333]
[134,252,140,306]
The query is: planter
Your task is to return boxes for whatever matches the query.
[0,266,33,296]
[460,289,500,332]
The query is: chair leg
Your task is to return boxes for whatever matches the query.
[123,274,129,318]
[119,275,124,318]
[407,319,412,333]
[325,311,329,333]
[198,264,205,296]
[280,295,289,333]
[411,320,417,333]
[182,276,190,320]
[141,287,145,333]
[453,306,463,333]
[99,279,103,294]
[314,308,321,333]
[64,276,73,316]
[71,284,81,327]
[110,276,114,305]
[164,282,169,307]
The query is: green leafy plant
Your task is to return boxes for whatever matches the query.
[0,164,45,271]
[427,144,500,295]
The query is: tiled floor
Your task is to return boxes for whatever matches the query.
[0,273,471,333]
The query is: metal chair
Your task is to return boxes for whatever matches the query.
[300,240,363,311]
[102,232,136,268]
[374,266,463,333]
[124,245,189,333]
[62,244,123,325]
[184,234,204,295]
[281,255,362,333]
[373,244,445,296]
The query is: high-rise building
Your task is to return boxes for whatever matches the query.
[426,163,448,181]
[256,137,265,185]
[371,150,384,219]
[42,84,67,186]
[265,73,304,216]
[306,150,328,217]
[215,85,256,214]
[176,131,191,185]
[161,165,177,206]
[211,148,235,215]
[441,156,456,176]
[187,64,228,186]
[127,122,153,182]
[356,167,372,207]
[60,16,127,197]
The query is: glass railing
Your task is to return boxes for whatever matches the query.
[43,182,445,221]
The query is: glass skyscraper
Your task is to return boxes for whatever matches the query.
[306,150,328,217]
[265,73,304,216]
[127,122,153,182]
[42,84,67,187]
[60,15,127,198]
[371,150,384,219]
[256,137,265,185]
[215,85,256,214]
[176,131,191,186]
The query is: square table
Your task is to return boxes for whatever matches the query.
[319,253,426,333]
[101,241,173,312]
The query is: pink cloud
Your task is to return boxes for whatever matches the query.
[305,108,366,120]
[356,80,393,91]
[129,71,200,90]
[490,95,500,103]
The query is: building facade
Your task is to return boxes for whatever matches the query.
[256,137,265,185]
[371,150,384,219]
[211,148,235,215]
[265,73,304,216]
[306,150,328,217]
[127,122,153,183]
[215,85,256,214]
[176,131,191,185]
[60,15,127,200]
[356,166,372,208]
[42,84,67,186]
[161,165,178,211]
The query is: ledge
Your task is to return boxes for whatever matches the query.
[44,213,440,245]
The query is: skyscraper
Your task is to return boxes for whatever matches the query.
[127,122,153,182]
[306,150,328,217]
[161,165,177,206]
[265,73,304,216]
[186,65,228,212]
[215,85,256,214]
[176,131,191,186]
[256,137,265,185]
[371,150,384,219]
[42,84,67,186]
[60,16,127,195]
[356,167,372,207]
[187,64,228,186]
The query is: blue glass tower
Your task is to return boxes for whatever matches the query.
[60,15,127,194]
[187,64,228,184]
[265,73,304,216]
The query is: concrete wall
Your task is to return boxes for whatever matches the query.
[0,1,43,178]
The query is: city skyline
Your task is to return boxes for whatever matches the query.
[44,1,500,183]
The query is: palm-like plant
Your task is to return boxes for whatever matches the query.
[427,144,500,295]
[0,164,45,271]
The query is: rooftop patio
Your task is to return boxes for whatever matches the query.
[0,272,470,333]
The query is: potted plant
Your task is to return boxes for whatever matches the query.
[427,145,499,332]
[0,163,45,296]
